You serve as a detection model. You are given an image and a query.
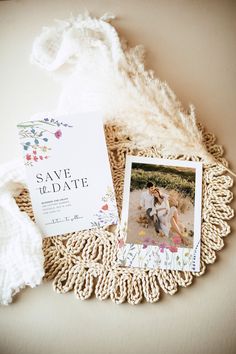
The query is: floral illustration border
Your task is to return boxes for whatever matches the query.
[17,117,73,166]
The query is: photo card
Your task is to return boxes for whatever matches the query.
[117,156,203,272]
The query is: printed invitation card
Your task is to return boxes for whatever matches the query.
[17,113,118,237]
[117,156,202,272]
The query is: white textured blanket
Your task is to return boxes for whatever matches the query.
[0,161,44,305]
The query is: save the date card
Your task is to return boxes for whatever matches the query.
[17,113,118,237]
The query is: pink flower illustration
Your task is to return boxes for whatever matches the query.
[118,239,125,248]
[33,150,37,155]
[168,245,178,253]
[33,156,38,162]
[26,154,31,160]
[39,155,43,160]
[142,237,157,249]
[54,130,62,139]
[159,242,169,253]
[173,235,182,245]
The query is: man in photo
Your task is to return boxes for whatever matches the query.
[139,181,160,232]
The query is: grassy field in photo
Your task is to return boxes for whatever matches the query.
[130,163,196,201]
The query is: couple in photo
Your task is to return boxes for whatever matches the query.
[139,181,184,239]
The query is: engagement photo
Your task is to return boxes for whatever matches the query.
[126,162,196,250]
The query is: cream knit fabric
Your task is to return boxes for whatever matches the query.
[0,161,44,305]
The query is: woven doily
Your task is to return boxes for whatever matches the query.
[15,123,234,305]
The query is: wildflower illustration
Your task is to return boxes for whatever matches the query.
[138,230,146,237]
[117,236,193,270]
[17,117,73,166]
[91,186,119,228]
[142,236,157,249]
[172,235,182,245]
[117,239,125,248]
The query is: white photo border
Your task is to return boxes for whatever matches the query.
[117,156,203,272]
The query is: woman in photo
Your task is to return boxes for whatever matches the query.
[150,187,184,239]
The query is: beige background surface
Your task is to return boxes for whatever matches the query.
[0,1,236,353]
